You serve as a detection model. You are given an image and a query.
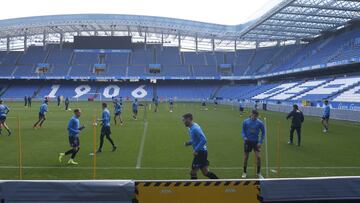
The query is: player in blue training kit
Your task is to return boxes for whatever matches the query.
[0,99,11,136]
[241,110,265,179]
[183,113,219,179]
[113,99,123,125]
[169,97,174,112]
[132,99,139,120]
[322,100,331,133]
[33,99,49,129]
[59,109,85,165]
[97,103,117,153]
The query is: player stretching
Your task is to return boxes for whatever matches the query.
[322,100,331,133]
[114,99,123,125]
[242,110,265,179]
[132,99,138,120]
[169,97,174,112]
[183,113,219,180]
[33,99,48,129]
[0,99,11,136]
[286,104,304,146]
[96,103,117,153]
[59,109,85,165]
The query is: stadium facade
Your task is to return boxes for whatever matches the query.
[0,0,360,110]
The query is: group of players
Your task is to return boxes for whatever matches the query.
[0,96,331,179]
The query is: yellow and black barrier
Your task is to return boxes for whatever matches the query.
[134,180,260,203]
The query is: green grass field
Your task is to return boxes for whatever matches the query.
[0,101,359,180]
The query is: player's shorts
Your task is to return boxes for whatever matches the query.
[115,112,121,116]
[192,150,209,169]
[214,102,218,105]
[244,140,260,153]
[69,136,80,147]
[239,107,244,112]
[101,125,111,135]
[322,115,330,121]
[38,113,46,119]
[0,116,6,122]
[202,103,206,106]
[133,109,138,114]
[170,102,173,105]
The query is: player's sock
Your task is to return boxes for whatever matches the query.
[257,166,261,174]
[191,175,197,179]
[7,129,11,136]
[65,149,74,156]
[205,172,219,179]
[107,137,115,147]
[243,166,247,173]
[71,148,79,159]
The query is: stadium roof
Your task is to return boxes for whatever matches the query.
[0,0,359,51]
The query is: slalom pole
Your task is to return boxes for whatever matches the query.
[264,117,269,178]
[16,115,23,180]
[276,121,281,178]
[92,115,97,180]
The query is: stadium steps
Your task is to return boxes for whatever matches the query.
[66,66,72,77]
[269,45,304,72]
[68,52,75,64]
[43,45,53,63]
[210,85,223,99]
[14,52,23,65]
[189,65,194,76]
[10,66,18,77]
[242,50,256,76]
[0,85,10,97]
[296,36,335,68]
[33,85,44,98]
[252,82,300,100]
[268,45,286,64]
[180,52,185,65]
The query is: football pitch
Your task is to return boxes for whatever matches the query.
[0,101,359,180]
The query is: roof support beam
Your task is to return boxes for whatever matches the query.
[279,11,353,20]
[270,17,340,25]
[262,22,324,30]
[290,4,360,12]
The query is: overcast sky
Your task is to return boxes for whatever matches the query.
[0,0,282,25]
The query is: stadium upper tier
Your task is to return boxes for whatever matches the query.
[0,25,360,79]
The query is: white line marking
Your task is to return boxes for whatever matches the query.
[136,121,148,169]
[0,166,360,170]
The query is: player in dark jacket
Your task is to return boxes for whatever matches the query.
[286,104,304,146]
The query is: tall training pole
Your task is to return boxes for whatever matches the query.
[17,115,23,180]
[264,117,269,178]
[92,115,97,180]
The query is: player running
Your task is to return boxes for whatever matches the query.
[213,98,218,110]
[114,99,123,125]
[169,97,174,112]
[33,99,49,129]
[183,113,219,180]
[201,98,207,110]
[154,96,159,112]
[286,104,304,146]
[65,97,70,111]
[239,99,245,115]
[58,109,85,165]
[96,103,117,153]
[132,99,138,120]
[0,99,11,136]
[241,110,265,179]
[322,100,331,133]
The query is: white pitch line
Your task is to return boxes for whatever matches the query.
[0,166,360,170]
[136,121,149,169]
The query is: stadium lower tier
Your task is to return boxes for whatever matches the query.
[1,76,360,108]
